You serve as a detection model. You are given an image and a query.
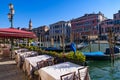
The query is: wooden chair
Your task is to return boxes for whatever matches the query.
[34,60,48,79]
[60,72,76,80]
[37,60,45,69]
[78,66,89,80]
[44,60,49,66]
[26,54,34,57]
[46,58,54,66]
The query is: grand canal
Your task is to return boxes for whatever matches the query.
[88,60,120,80]
[81,43,120,80]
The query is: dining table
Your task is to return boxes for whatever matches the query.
[16,51,38,68]
[24,54,53,76]
[38,62,90,80]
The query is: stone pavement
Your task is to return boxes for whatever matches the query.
[0,56,27,80]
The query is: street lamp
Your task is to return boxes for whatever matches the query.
[8,3,15,28]
[8,3,15,59]
[39,33,41,47]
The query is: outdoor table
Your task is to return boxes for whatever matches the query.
[14,48,28,54]
[14,48,28,61]
[24,55,53,76]
[38,62,90,80]
[16,51,38,67]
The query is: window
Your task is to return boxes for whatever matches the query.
[54,25,60,28]
[78,28,83,32]
[114,15,116,19]
[84,27,89,31]
[92,20,95,24]
[101,28,104,33]
[55,30,61,33]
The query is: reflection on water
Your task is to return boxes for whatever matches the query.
[88,60,120,80]
[81,43,120,80]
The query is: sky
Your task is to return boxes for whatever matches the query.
[0,0,120,28]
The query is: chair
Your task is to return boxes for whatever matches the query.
[26,54,34,57]
[37,60,45,69]
[60,72,76,80]
[78,66,89,80]
[46,58,54,66]
[18,56,24,68]
[35,60,48,79]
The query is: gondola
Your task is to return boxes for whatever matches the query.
[82,47,120,60]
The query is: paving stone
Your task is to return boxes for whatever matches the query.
[0,56,26,80]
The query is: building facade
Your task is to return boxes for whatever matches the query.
[71,12,106,41]
[114,10,120,33]
[32,25,49,47]
[49,21,71,43]
[95,10,120,40]
[32,25,49,40]
[100,19,114,40]
[113,10,120,39]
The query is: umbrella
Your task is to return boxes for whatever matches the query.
[0,28,36,38]
[0,28,37,59]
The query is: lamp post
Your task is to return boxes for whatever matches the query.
[62,28,65,56]
[39,33,41,47]
[8,3,15,28]
[8,3,15,59]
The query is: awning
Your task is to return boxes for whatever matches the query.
[0,28,37,38]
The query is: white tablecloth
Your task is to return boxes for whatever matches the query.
[16,51,38,67]
[24,55,52,76]
[14,48,28,54]
[15,48,28,63]
[38,62,90,80]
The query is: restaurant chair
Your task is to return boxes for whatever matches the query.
[37,60,45,69]
[18,56,24,68]
[60,72,76,80]
[34,60,45,77]
[34,60,48,79]
[78,66,89,80]
[26,54,34,57]
[46,58,54,66]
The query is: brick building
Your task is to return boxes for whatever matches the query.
[100,19,114,40]
[113,10,120,39]
[114,10,120,33]
[71,12,106,42]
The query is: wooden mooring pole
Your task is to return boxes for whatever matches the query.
[108,28,115,63]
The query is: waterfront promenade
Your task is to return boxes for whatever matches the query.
[0,56,26,80]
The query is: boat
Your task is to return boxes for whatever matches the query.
[60,42,88,51]
[44,47,63,52]
[44,42,88,52]
[77,42,88,50]
[44,46,72,52]
[82,46,120,60]
[115,41,120,45]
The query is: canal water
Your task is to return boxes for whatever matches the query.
[88,60,120,80]
[81,43,120,80]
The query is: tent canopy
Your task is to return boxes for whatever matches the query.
[0,28,37,38]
